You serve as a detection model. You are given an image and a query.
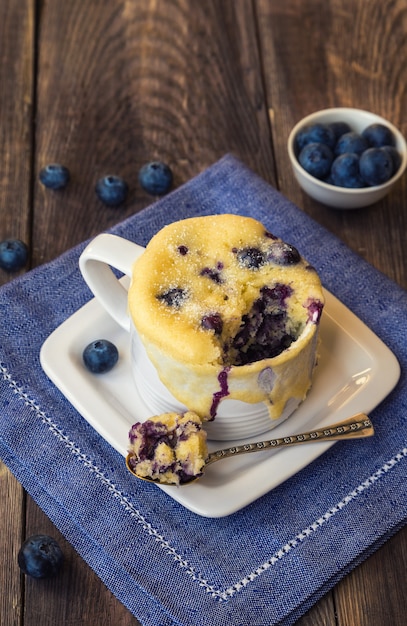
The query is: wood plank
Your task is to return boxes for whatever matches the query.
[32,0,276,265]
[334,526,407,625]
[0,1,35,625]
[255,1,407,625]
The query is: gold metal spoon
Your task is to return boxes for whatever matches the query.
[126,413,374,485]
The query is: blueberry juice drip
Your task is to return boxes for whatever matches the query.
[210,367,230,419]
[228,284,296,366]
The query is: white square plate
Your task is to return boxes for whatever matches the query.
[40,289,400,517]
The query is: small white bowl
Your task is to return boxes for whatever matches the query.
[288,107,407,209]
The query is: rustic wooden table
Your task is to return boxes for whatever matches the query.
[1,1,406,624]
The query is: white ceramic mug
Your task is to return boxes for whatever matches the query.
[79,232,318,440]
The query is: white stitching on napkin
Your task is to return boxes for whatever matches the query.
[2,363,406,602]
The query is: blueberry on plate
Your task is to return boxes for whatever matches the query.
[0,238,28,271]
[331,153,366,188]
[359,147,394,186]
[83,339,119,373]
[95,175,128,206]
[295,123,336,152]
[138,161,173,195]
[18,534,64,579]
[39,163,70,190]
[362,123,396,148]
[334,132,369,156]
[298,142,334,179]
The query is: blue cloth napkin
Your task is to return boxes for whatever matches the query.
[1,155,406,626]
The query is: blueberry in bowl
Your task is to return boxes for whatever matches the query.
[288,107,407,209]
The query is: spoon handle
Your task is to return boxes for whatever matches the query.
[206,413,373,466]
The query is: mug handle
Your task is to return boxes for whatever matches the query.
[79,233,145,331]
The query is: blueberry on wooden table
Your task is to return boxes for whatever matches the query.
[39,163,70,189]
[83,339,119,373]
[0,238,28,271]
[95,175,129,206]
[138,161,173,195]
[18,535,64,579]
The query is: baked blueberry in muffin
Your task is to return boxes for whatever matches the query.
[129,215,324,423]
[127,411,208,485]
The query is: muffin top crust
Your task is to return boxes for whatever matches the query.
[129,214,324,368]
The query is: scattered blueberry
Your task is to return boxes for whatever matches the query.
[95,175,128,206]
[18,534,64,579]
[156,287,187,308]
[83,339,119,373]
[236,247,265,269]
[177,245,188,255]
[201,313,223,335]
[266,242,301,265]
[0,239,28,271]
[39,163,70,190]
[295,123,336,152]
[359,148,394,186]
[138,161,173,195]
[362,123,396,148]
[331,153,366,188]
[298,142,334,179]
[334,132,369,156]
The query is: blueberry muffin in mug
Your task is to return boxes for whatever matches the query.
[129,214,324,423]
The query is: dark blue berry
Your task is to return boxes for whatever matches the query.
[359,148,394,186]
[138,161,173,195]
[0,239,28,271]
[83,339,119,373]
[95,175,128,206]
[236,247,265,269]
[18,535,64,579]
[200,267,223,283]
[331,153,366,188]
[157,287,187,308]
[295,123,336,152]
[362,123,396,148]
[298,142,334,179]
[39,163,70,190]
[334,132,369,156]
[266,242,301,265]
[382,146,401,174]
[328,121,352,139]
[177,245,188,255]
[201,313,223,335]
